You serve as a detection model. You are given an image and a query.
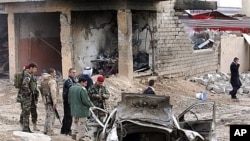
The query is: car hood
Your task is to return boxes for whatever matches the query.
[116,93,174,127]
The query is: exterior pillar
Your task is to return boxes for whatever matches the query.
[117,9,133,80]
[8,13,17,79]
[60,11,73,79]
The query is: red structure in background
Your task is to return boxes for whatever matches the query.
[182,11,250,34]
[190,11,236,20]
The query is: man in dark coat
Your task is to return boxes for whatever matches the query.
[82,67,93,90]
[143,79,156,94]
[229,57,242,99]
[61,68,77,135]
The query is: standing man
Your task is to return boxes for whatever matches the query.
[82,67,93,90]
[40,68,59,135]
[61,68,77,135]
[19,64,40,131]
[20,63,38,133]
[68,76,93,141]
[230,57,242,99]
[88,75,110,110]
[143,79,156,94]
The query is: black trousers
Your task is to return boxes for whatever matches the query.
[61,101,72,134]
[230,86,240,98]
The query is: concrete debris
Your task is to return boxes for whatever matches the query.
[189,72,250,94]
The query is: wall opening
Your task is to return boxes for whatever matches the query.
[132,10,156,73]
[0,14,8,78]
[72,11,118,76]
[16,12,62,76]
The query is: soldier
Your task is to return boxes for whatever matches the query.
[61,68,77,135]
[19,65,40,131]
[88,75,110,110]
[19,62,38,133]
[69,76,94,141]
[40,68,59,135]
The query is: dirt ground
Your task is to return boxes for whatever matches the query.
[0,75,250,141]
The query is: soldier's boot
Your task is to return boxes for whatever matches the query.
[33,123,40,131]
[72,134,77,140]
[47,130,55,136]
[23,126,33,133]
[20,122,23,129]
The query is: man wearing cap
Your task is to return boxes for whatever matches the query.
[88,75,110,110]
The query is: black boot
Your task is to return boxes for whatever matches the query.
[23,126,33,133]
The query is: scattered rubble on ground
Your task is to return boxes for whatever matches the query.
[0,74,250,140]
[188,72,250,95]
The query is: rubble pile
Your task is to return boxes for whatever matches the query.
[188,72,250,94]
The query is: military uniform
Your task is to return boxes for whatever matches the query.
[19,73,39,131]
[19,70,37,132]
[40,73,59,135]
[88,83,110,109]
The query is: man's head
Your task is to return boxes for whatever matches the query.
[28,63,38,74]
[78,76,87,87]
[48,68,56,78]
[148,79,155,87]
[234,57,239,63]
[68,68,76,78]
[83,67,93,77]
[96,75,105,86]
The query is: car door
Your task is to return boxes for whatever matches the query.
[178,102,216,141]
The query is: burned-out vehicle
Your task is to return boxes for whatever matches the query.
[86,93,216,141]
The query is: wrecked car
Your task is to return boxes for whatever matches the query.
[86,93,216,141]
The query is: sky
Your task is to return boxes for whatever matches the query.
[217,0,242,8]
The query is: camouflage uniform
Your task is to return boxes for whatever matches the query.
[19,74,39,130]
[88,83,110,109]
[19,70,37,131]
[40,73,59,135]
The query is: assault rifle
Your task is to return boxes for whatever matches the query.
[45,93,62,125]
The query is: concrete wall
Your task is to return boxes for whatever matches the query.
[16,13,62,74]
[155,0,219,78]
[72,11,117,73]
[17,13,60,38]
[220,36,249,73]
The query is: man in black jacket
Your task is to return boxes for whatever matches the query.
[61,68,77,135]
[143,80,156,94]
[229,57,242,99]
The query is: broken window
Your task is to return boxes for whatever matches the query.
[188,29,215,50]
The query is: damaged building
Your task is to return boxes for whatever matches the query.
[0,0,219,79]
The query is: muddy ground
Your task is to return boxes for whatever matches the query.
[0,76,249,141]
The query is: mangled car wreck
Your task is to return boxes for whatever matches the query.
[87,93,216,141]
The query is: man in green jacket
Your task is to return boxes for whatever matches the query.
[68,76,93,141]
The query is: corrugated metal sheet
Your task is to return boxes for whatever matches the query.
[181,19,250,28]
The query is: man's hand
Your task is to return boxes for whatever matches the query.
[94,94,101,99]
[102,94,108,99]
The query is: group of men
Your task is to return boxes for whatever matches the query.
[16,63,110,141]
[61,67,110,140]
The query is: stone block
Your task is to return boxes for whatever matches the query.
[196,78,209,86]
[212,85,225,94]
